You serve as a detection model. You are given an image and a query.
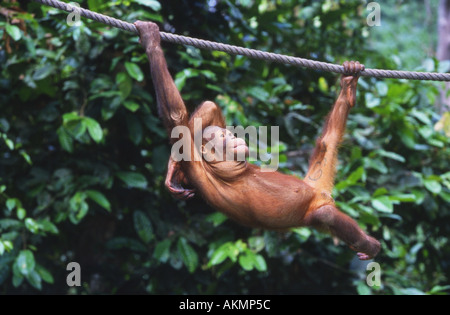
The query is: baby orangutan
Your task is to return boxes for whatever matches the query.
[135,21,380,260]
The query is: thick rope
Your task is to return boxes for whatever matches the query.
[34,0,450,82]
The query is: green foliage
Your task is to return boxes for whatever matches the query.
[0,0,449,295]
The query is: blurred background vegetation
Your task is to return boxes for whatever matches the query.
[0,0,449,295]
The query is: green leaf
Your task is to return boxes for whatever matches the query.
[234,240,247,252]
[133,210,154,244]
[357,281,372,295]
[116,171,148,189]
[375,81,388,96]
[397,126,416,149]
[427,138,444,148]
[365,92,380,108]
[418,126,433,139]
[4,138,14,150]
[238,250,257,271]
[389,194,417,202]
[15,250,35,276]
[83,117,103,143]
[69,192,89,224]
[412,189,426,204]
[318,77,328,92]
[3,241,13,252]
[399,288,426,295]
[5,24,21,41]
[25,218,39,233]
[153,239,172,263]
[348,166,365,183]
[372,187,388,197]
[89,91,122,101]
[125,62,144,82]
[247,86,270,102]
[253,254,267,272]
[371,196,394,213]
[423,179,442,194]
[63,113,86,139]
[174,71,188,90]
[200,69,216,80]
[36,265,54,284]
[87,0,103,11]
[57,127,74,153]
[133,0,161,10]
[205,212,228,227]
[124,101,140,112]
[411,109,431,125]
[101,96,122,120]
[208,243,230,266]
[365,158,387,174]
[37,219,59,234]
[177,237,198,273]
[0,118,10,133]
[6,199,16,211]
[116,72,132,99]
[26,270,42,290]
[337,202,359,217]
[440,191,450,203]
[248,236,265,252]
[428,285,450,295]
[20,151,32,165]
[291,227,312,241]
[85,190,111,212]
[17,208,26,220]
[32,64,55,81]
[62,112,81,123]
[12,267,24,288]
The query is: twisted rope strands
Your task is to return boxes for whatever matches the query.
[34,0,450,81]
